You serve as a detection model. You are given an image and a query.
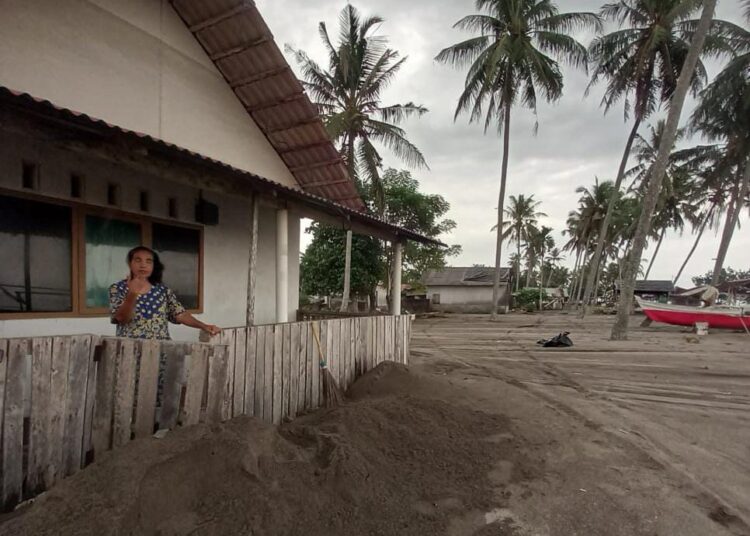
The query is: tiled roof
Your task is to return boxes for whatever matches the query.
[169,0,363,210]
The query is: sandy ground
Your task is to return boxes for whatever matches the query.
[2,312,748,535]
[411,312,750,535]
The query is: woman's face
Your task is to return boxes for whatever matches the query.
[129,250,154,279]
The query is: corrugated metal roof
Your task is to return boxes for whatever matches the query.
[616,280,675,293]
[0,86,441,247]
[169,0,364,210]
[423,267,512,287]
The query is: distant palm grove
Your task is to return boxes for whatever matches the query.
[295,0,748,340]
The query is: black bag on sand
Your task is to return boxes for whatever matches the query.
[536,332,573,347]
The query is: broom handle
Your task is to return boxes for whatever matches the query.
[311,322,325,366]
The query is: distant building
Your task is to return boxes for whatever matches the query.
[423,267,512,313]
[615,280,674,303]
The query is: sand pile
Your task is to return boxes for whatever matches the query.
[1,363,517,536]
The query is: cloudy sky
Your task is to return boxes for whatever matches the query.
[256,0,748,287]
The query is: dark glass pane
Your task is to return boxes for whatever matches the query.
[0,195,72,312]
[152,224,200,309]
[85,215,141,308]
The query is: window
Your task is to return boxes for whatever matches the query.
[107,183,120,206]
[0,191,203,318]
[22,162,38,190]
[432,293,440,305]
[139,191,150,212]
[70,174,84,199]
[0,195,72,312]
[84,215,143,309]
[152,224,201,309]
[168,197,178,218]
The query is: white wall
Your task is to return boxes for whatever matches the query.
[0,0,299,189]
[426,285,510,314]
[0,131,301,339]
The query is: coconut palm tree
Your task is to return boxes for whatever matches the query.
[496,194,546,291]
[436,0,600,319]
[690,14,750,285]
[580,0,716,311]
[625,120,702,278]
[288,5,428,311]
[612,0,718,340]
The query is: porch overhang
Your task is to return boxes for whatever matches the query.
[0,86,442,246]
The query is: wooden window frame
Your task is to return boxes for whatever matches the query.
[0,188,204,320]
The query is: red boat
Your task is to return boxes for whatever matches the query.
[636,297,750,330]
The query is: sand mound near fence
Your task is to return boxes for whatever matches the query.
[1,362,528,536]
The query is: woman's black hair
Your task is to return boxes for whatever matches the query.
[127,246,164,285]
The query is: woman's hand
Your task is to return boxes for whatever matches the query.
[202,324,222,337]
[127,274,150,295]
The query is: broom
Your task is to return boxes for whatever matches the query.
[312,322,343,407]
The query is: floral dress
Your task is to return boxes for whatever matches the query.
[109,280,186,340]
[109,280,186,408]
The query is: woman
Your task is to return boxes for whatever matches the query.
[110,246,221,339]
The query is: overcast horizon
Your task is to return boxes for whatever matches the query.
[257,0,749,287]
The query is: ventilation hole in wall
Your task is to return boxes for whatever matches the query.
[22,161,38,189]
[168,197,178,218]
[140,190,150,212]
[107,183,121,206]
[70,174,84,198]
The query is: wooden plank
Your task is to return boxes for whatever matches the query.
[159,343,189,430]
[0,340,7,489]
[92,338,117,458]
[244,327,257,416]
[297,322,308,415]
[406,315,412,365]
[289,323,300,417]
[80,336,99,469]
[206,344,229,423]
[305,322,314,410]
[379,316,386,365]
[27,337,52,496]
[356,318,365,378]
[133,339,160,439]
[342,319,350,389]
[112,338,136,447]
[312,321,322,408]
[181,343,209,426]
[233,328,247,417]
[63,335,91,476]
[350,319,357,385]
[3,339,31,507]
[47,337,70,485]
[273,325,283,424]
[331,319,340,390]
[281,324,291,421]
[263,325,274,423]
[222,330,236,420]
[254,327,265,419]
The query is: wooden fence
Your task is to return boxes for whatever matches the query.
[0,314,412,511]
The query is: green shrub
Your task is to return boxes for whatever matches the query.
[514,288,548,312]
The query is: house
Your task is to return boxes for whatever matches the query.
[0,0,436,339]
[615,280,674,303]
[423,267,512,313]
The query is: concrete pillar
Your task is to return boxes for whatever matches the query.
[276,208,288,323]
[391,240,403,315]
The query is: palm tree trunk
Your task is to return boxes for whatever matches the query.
[568,248,582,301]
[340,229,352,312]
[525,259,532,288]
[593,254,607,303]
[711,159,750,285]
[538,254,544,311]
[643,227,666,280]
[546,264,554,287]
[491,99,512,320]
[576,248,591,304]
[516,236,521,292]
[580,116,642,316]
[612,0,716,339]
[341,135,357,312]
[673,208,712,285]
